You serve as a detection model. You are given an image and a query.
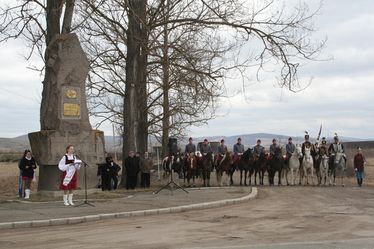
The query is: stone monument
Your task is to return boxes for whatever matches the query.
[29,33,106,196]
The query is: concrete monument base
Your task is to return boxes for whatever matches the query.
[29,130,106,194]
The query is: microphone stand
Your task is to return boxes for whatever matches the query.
[75,155,95,207]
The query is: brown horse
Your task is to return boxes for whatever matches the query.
[186,153,198,187]
[216,151,234,186]
[237,148,255,186]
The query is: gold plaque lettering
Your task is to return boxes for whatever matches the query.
[63,103,81,116]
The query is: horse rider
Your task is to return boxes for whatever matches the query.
[328,134,346,166]
[316,137,328,167]
[216,139,228,165]
[233,137,245,165]
[285,137,296,164]
[301,132,316,163]
[253,139,265,159]
[185,137,196,156]
[269,138,279,160]
[200,138,212,156]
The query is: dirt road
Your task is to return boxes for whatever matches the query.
[1,185,374,249]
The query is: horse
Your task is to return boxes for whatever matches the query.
[268,147,284,186]
[301,147,314,185]
[329,152,346,186]
[237,148,255,186]
[287,145,303,186]
[201,152,214,187]
[319,154,329,186]
[172,152,185,179]
[186,153,198,187]
[253,152,269,185]
[216,151,234,186]
[162,155,174,178]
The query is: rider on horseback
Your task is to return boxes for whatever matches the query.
[328,134,346,166]
[216,139,228,166]
[253,139,265,159]
[285,137,296,164]
[301,132,316,164]
[269,139,279,160]
[185,137,196,156]
[200,138,212,155]
[233,137,245,165]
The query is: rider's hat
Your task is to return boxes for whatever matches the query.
[334,133,339,140]
[204,138,208,142]
[304,131,309,139]
[237,137,241,141]
[220,139,224,143]
[288,137,292,141]
[257,139,261,143]
[188,137,192,141]
[272,138,276,142]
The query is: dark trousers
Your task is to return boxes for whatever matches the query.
[126,175,138,189]
[101,174,111,191]
[111,175,119,190]
[141,173,150,188]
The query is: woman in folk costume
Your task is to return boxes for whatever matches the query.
[58,145,82,206]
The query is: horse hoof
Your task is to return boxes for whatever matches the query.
[342,184,345,187]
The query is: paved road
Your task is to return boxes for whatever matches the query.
[1,185,374,249]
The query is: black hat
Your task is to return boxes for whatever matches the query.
[204,138,208,142]
[189,137,192,141]
[272,138,276,142]
[221,139,224,143]
[237,137,241,141]
[257,139,261,143]
[288,137,292,141]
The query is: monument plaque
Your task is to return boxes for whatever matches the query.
[62,86,81,119]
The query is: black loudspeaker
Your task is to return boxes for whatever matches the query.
[168,137,178,155]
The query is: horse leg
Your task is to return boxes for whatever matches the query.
[278,169,282,186]
[239,170,243,186]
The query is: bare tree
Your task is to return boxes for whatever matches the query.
[0,0,77,129]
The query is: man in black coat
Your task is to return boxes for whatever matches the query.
[125,151,139,190]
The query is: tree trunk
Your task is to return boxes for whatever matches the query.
[40,0,64,130]
[161,0,170,158]
[122,0,148,186]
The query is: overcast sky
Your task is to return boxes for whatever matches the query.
[1,0,373,140]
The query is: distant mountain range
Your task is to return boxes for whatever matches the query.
[0,133,370,152]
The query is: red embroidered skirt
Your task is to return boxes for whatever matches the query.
[59,171,78,190]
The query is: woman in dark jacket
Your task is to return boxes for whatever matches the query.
[18,150,37,199]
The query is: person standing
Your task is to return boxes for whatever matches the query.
[58,145,82,206]
[100,157,112,191]
[109,156,121,190]
[354,147,366,187]
[125,151,139,190]
[140,152,153,188]
[18,150,37,199]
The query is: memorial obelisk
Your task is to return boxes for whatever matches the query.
[28,33,106,195]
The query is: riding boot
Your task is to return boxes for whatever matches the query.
[357,178,360,186]
[359,178,363,187]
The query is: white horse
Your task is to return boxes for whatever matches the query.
[287,145,302,186]
[329,152,346,186]
[302,147,314,185]
[319,155,329,186]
